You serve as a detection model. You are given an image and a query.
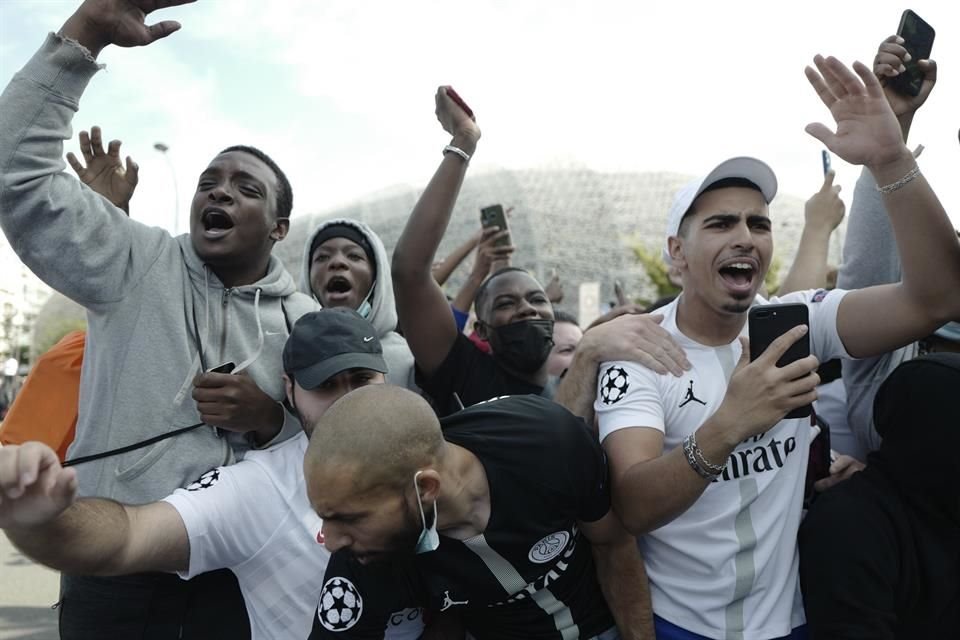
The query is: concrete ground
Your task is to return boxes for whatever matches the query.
[0,532,59,640]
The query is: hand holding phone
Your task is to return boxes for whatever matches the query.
[445,87,474,119]
[713,324,819,442]
[480,205,510,248]
[749,304,813,419]
[889,10,935,97]
[436,86,480,142]
[207,362,236,374]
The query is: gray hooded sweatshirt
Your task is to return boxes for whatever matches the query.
[0,34,317,504]
[299,218,416,390]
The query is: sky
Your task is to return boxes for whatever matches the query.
[0,0,957,251]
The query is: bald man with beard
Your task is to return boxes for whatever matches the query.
[305,385,653,639]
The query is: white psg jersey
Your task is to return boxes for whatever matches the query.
[596,290,849,639]
[164,433,423,640]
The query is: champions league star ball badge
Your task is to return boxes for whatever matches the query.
[318,577,363,631]
[599,366,629,405]
[186,468,221,491]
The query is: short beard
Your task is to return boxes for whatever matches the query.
[721,300,752,314]
[354,497,432,564]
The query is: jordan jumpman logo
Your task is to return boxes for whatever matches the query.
[440,590,469,611]
[679,380,707,408]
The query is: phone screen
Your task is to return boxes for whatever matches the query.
[891,10,935,97]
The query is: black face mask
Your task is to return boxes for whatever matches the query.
[489,319,555,374]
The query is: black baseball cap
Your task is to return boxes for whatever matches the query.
[283,309,388,389]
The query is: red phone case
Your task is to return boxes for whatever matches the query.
[445,87,474,118]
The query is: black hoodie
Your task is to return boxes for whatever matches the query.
[799,353,960,639]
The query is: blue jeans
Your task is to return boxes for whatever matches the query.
[59,570,250,640]
[654,615,808,640]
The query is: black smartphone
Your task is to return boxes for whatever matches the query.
[820,150,831,176]
[208,361,236,374]
[890,10,935,97]
[748,303,812,419]
[480,204,510,247]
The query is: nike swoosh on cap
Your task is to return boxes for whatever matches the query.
[363,336,374,342]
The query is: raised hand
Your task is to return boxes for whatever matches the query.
[873,35,937,120]
[803,170,845,232]
[613,280,630,307]
[60,0,195,57]
[0,442,78,530]
[435,86,481,150]
[804,56,910,171]
[545,269,564,304]
[67,126,139,213]
[472,226,514,277]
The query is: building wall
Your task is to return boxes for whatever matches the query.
[276,167,837,319]
[0,240,51,362]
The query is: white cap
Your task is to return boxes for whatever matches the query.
[663,157,778,264]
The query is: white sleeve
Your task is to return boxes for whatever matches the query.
[162,461,282,580]
[770,289,851,362]
[594,360,665,444]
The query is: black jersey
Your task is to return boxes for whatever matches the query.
[309,395,616,640]
[416,333,552,417]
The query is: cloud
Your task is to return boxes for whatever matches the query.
[0,0,957,235]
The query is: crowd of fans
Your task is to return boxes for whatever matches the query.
[0,1,958,640]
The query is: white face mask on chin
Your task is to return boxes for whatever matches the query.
[355,286,374,319]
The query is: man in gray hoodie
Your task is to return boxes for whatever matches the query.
[0,0,315,637]
[300,219,417,390]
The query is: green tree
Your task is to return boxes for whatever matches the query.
[33,317,87,357]
[631,244,680,306]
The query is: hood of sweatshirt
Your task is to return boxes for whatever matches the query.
[181,235,305,372]
[298,218,398,338]
[297,218,415,389]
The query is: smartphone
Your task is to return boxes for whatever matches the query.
[820,150,831,177]
[445,87,474,118]
[480,204,510,247]
[748,303,812,419]
[890,10,935,97]
[208,361,235,374]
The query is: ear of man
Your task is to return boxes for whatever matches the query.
[270,217,290,242]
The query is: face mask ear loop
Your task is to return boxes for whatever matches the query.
[414,470,437,529]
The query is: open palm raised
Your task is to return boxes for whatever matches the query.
[60,0,195,55]
[804,55,908,170]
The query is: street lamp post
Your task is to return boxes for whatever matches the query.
[153,142,180,235]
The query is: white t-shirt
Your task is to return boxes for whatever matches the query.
[595,290,849,640]
[163,433,424,640]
